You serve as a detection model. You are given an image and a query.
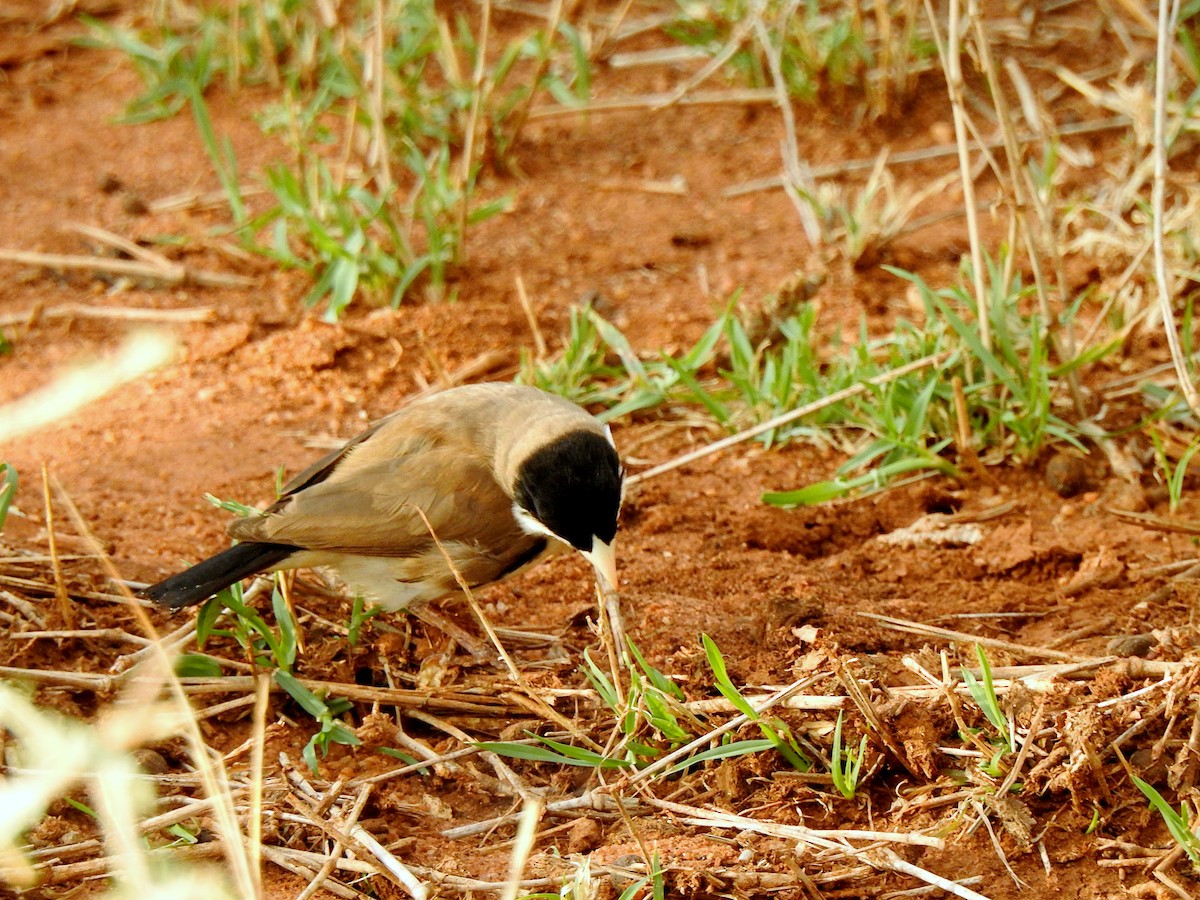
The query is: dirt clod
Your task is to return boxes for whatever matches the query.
[567,816,605,854]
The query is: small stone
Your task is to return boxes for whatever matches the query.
[133,748,170,775]
[1129,748,1167,784]
[122,195,149,216]
[1107,633,1157,658]
[1045,453,1092,498]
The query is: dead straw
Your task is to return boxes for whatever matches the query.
[1151,0,1200,416]
[0,247,252,288]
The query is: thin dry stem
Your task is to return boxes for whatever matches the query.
[528,87,777,120]
[654,0,765,110]
[514,275,547,359]
[0,247,251,288]
[1151,0,1199,415]
[0,302,215,330]
[872,848,992,900]
[503,0,560,155]
[499,796,545,900]
[927,0,990,356]
[39,465,74,628]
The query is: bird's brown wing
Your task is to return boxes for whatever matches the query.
[229,421,526,562]
[268,413,398,503]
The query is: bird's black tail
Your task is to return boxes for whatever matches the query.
[143,542,299,610]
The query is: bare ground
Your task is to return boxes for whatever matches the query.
[3,3,1200,899]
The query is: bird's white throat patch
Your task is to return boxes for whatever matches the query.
[512,503,558,541]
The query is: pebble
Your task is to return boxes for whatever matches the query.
[133,748,170,775]
[1106,633,1157,658]
[1129,748,1167,784]
[122,194,149,216]
[1045,453,1092,498]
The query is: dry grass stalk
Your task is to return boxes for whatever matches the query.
[11,628,152,646]
[168,674,531,712]
[39,465,75,628]
[924,0,990,358]
[149,184,266,213]
[654,0,766,110]
[861,611,1083,662]
[725,115,1129,196]
[259,845,364,899]
[527,87,777,121]
[1150,0,1200,416]
[872,847,992,900]
[1110,509,1200,536]
[647,797,945,849]
[441,790,639,839]
[754,1,821,246]
[514,274,547,359]
[0,246,252,288]
[499,796,545,900]
[0,302,216,328]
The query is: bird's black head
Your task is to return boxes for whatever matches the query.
[513,429,622,552]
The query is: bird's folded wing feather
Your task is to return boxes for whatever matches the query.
[229,434,522,559]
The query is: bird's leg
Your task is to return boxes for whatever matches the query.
[597,579,630,671]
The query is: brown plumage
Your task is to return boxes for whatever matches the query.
[144,383,623,611]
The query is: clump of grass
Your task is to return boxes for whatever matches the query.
[79,15,223,123]
[518,301,733,422]
[531,244,1108,504]
[664,0,933,118]
[528,853,665,900]
[830,710,868,799]
[273,670,362,772]
[194,581,298,672]
[962,645,1014,755]
[187,579,361,773]
[480,635,806,776]
[83,1,590,316]
[702,633,812,771]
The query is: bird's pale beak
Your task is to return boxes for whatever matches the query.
[581,538,618,593]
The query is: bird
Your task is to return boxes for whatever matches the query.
[143,382,623,612]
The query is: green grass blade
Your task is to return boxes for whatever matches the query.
[273,670,330,719]
[663,739,776,777]
[476,738,631,769]
[1132,775,1200,864]
[627,639,686,701]
[0,463,17,531]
